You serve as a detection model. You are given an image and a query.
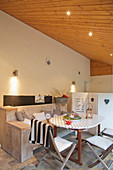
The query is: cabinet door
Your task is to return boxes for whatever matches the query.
[98,93,113,130]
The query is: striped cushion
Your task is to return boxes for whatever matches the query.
[54,136,73,152]
[86,135,113,150]
[103,128,113,137]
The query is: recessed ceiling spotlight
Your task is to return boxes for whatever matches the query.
[110,53,113,56]
[89,32,93,37]
[66,11,71,15]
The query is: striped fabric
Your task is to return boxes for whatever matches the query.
[29,119,53,147]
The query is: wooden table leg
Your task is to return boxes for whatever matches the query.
[77,129,82,165]
[98,124,100,135]
[54,125,57,137]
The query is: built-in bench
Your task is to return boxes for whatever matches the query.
[0,104,72,162]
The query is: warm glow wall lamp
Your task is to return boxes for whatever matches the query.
[13,70,18,76]
[72,81,75,85]
[70,81,76,92]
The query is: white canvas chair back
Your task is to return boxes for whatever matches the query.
[86,135,113,170]
[101,128,113,138]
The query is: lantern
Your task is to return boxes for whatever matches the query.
[86,103,93,119]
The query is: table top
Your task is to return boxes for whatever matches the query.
[49,113,104,130]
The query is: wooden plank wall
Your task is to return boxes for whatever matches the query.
[90,59,113,76]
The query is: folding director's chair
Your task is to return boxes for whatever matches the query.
[29,119,76,170]
[85,135,113,170]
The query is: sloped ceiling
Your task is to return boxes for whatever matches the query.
[0,0,113,65]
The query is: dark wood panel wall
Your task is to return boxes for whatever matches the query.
[90,59,113,76]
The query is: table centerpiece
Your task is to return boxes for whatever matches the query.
[63,113,81,122]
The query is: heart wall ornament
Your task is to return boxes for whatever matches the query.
[91,98,94,102]
[104,99,110,105]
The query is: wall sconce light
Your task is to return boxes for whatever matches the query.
[70,81,76,92]
[13,70,18,76]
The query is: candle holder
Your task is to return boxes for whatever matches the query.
[86,103,93,119]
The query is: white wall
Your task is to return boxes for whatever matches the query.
[98,93,113,130]
[87,75,113,93]
[0,11,90,106]
[87,65,113,93]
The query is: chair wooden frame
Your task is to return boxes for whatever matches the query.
[85,137,113,170]
[38,129,76,170]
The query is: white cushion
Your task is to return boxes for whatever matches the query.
[33,112,46,121]
[103,128,113,136]
[86,135,113,150]
[23,118,31,125]
[54,136,73,152]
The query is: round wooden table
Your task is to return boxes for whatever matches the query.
[49,113,104,165]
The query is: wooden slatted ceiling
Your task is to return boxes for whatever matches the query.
[90,60,113,76]
[0,0,113,65]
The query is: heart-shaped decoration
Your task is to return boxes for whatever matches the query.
[91,98,94,102]
[104,99,110,105]
[64,120,72,125]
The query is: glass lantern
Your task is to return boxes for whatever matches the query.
[86,103,93,119]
